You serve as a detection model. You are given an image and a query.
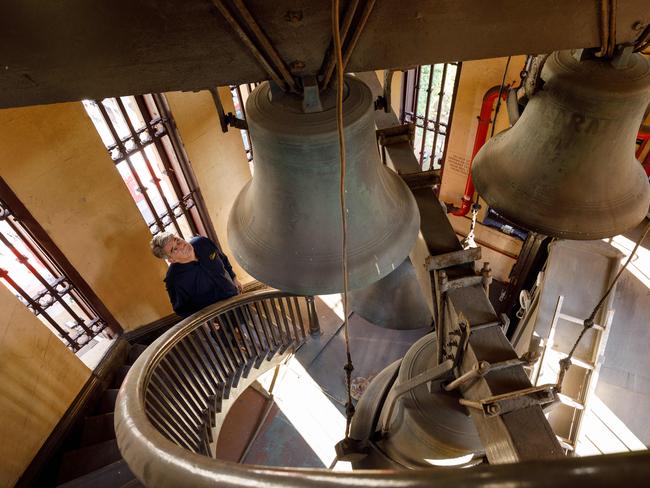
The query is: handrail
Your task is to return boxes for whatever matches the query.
[116,289,650,487]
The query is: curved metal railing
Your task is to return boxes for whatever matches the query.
[116,289,650,488]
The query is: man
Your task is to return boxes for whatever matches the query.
[151,232,243,318]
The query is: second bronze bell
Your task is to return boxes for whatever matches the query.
[472,50,650,239]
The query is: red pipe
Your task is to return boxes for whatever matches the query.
[637,125,650,140]
[451,85,508,216]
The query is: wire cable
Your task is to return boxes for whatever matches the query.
[490,56,511,138]
[556,219,650,392]
[332,0,355,439]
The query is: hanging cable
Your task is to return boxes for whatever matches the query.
[556,219,650,392]
[332,0,355,439]
[490,56,511,138]
[596,0,617,59]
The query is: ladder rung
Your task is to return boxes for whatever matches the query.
[551,348,595,370]
[556,435,575,451]
[558,313,604,330]
[557,393,585,410]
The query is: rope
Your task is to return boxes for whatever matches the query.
[332,0,355,438]
[556,220,650,392]
[596,0,617,59]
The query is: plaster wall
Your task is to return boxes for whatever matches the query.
[0,102,172,331]
[0,285,90,487]
[165,88,253,282]
[440,57,526,281]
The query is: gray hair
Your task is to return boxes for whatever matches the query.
[150,232,176,259]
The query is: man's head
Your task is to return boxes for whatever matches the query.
[150,232,195,263]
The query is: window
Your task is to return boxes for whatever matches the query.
[0,192,109,352]
[400,63,461,171]
[83,94,215,241]
[230,84,254,167]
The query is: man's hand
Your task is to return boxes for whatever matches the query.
[233,277,244,294]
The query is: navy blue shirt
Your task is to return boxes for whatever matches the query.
[164,236,238,318]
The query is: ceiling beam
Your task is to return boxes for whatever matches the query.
[0,0,647,108]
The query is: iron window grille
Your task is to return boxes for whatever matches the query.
[0,197,109,352]
[230,85,254,166]
[400,62,461,172]
[83,94,216,242]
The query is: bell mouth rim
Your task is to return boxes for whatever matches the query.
[227,182,420,294]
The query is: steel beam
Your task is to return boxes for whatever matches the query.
[360,71,563,463]
[0,0,647,108]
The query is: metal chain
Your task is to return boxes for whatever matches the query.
[333,0,355,439]
[556,220,650,392]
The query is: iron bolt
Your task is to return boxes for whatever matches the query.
[632,21,645,31]
[285,10,303,23]
[290,60,306,72]
[486,404,501,415]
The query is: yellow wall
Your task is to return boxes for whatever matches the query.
[0,285,91,487]
[440,57,527,281]
[165,88,253,282]
[0,102,172,331]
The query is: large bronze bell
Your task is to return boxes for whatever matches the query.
[228,76,419,294]
[349,333,483,469]
[349,258,432,330]
[472,50,650,239]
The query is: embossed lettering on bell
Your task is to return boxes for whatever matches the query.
[228,76,420,294]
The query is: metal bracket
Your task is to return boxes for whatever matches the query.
[426,247,482,271]
[376,123,415,164]
[459,384,557,417]
[444,358,530,392]
[301,75,323,113]
[209,87,248,133]
[380,359,454,434]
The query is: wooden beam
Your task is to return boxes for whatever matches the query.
[0,0,647,108]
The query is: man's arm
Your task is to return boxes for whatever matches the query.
[198,236,243,293]
[166,279,195,318]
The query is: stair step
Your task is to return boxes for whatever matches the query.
[57,459,134,488]
[57,440,122,484]
[95,388,119,415]
[111,365,132,389]
[126,344,148,365]
[80,413,116,446]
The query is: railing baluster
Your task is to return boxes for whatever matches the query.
[162,354,209,413]
[268,298,288,346]
[275,298,293,348]
[194,325,229,385]
[292,296,307,340]
[234,306,262,360]
[219,312,246,367]
[146,387,202,450]
[172,342,213,400]
[184,332,223,393]
[247,303,272,354]
[156,360,205,421]
[284,297,301,343]
[206,318,238,374]
[149,371,203,431]
[145,405,198,452]
[260,299,281,348]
